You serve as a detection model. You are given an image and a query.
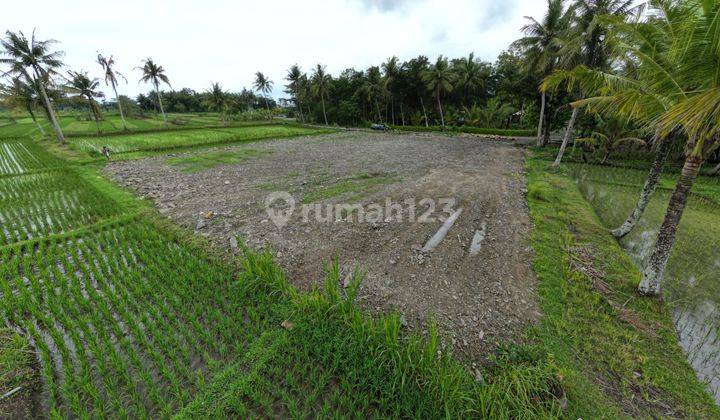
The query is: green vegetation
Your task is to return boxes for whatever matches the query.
[166,148,272,172]
[524,153,719,417]
[71,125,333,155]
[391,125,534,137]
[301,172,399,203]
[569,163,720,310]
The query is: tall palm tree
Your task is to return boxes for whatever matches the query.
[253,71,274,120]
[551,0,638,167]
[542,0,682,239]
[421,56,455,129]
[514,0,574,146]
[547,0,720,296]
[311,64,331,125]
[66,70,105,135]
[205,82,227,123]
[407,56,431,127]
[285,64,305,123]
[1,77,46,135]
[137,58,170,124]
[382,56,400,125]
[97,53,128,131]
[0,30,65,142]
[453,52,489,108]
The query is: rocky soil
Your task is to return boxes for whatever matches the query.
[106,131,541,368]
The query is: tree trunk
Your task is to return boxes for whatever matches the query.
[710,161,720,175]
[536,91,546,146]
[400,101,405,126]
[612,137,672,238]
[375,99,382,123]
[552,107,579,167]
[113,83,128,131]
[27,105,45,136]
[89,100,102,136]
[391,97,395,125]
[296,98,304,123]
[420,97,428,127]
[33,70,65,143]
[265,97,272,120]
[437,92,445,129]
[321,96,328,125]
[638,155,703,296]
[600,150,609,165]
[156,85,167,125]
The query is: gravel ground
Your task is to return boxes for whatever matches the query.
[106,131,541,366]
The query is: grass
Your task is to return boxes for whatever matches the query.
[165,148,272,172]
[2,125,717,417]
[70,125,333,155]
[524,153,719,417]
[568,163,720,309]
[301,172,400,203]
[0,329,36,418]
[0,140,64,175]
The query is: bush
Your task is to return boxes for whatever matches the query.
[391,125,534,137]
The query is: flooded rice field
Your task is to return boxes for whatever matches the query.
[570,163,720,404]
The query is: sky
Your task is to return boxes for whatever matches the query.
[3,0,546,100]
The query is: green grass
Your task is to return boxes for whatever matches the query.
[0,328,35,418]
[568,163,720,309]
[301,172,400,203]
[70,125,333,155]
[165,148,272,172]
[0,140,64,175]
[524,154,719,417]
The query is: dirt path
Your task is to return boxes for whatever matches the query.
[106,131,540,363]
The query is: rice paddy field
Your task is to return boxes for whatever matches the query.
[70,125,331,155]
[1,122,719,417]
[0,112,270,139]
[569,163,720,403]
[4,127,530,418]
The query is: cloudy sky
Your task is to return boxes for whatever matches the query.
[4,0,546,99]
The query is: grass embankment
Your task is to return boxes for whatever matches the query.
[525,154,719,417]
[70,125,334,155]
[391,125,535,137]
[569,163,720,308]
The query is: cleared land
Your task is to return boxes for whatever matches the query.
[108,131,540,358]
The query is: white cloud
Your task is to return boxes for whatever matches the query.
[2,0,546,99]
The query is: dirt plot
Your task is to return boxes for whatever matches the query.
[106,131,540,362]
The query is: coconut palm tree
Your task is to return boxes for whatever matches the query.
[0,30,65,142]
[311,64,331,125]
[514,0,574,146]
[452,52,487,107]
[97,53,128,131]
[137,58,170,124]
[421,56,455,129]
[575,115,645,164]
[1,77,46,135]
[253,72,274,120]
[406,56,431,127]
[66,70,105,135]
[382,56,400,125]
[285,64,305,123]
[542,0,685,239]
[204,82,227,123]
[548,0,720,296]
[550,0,639,167]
